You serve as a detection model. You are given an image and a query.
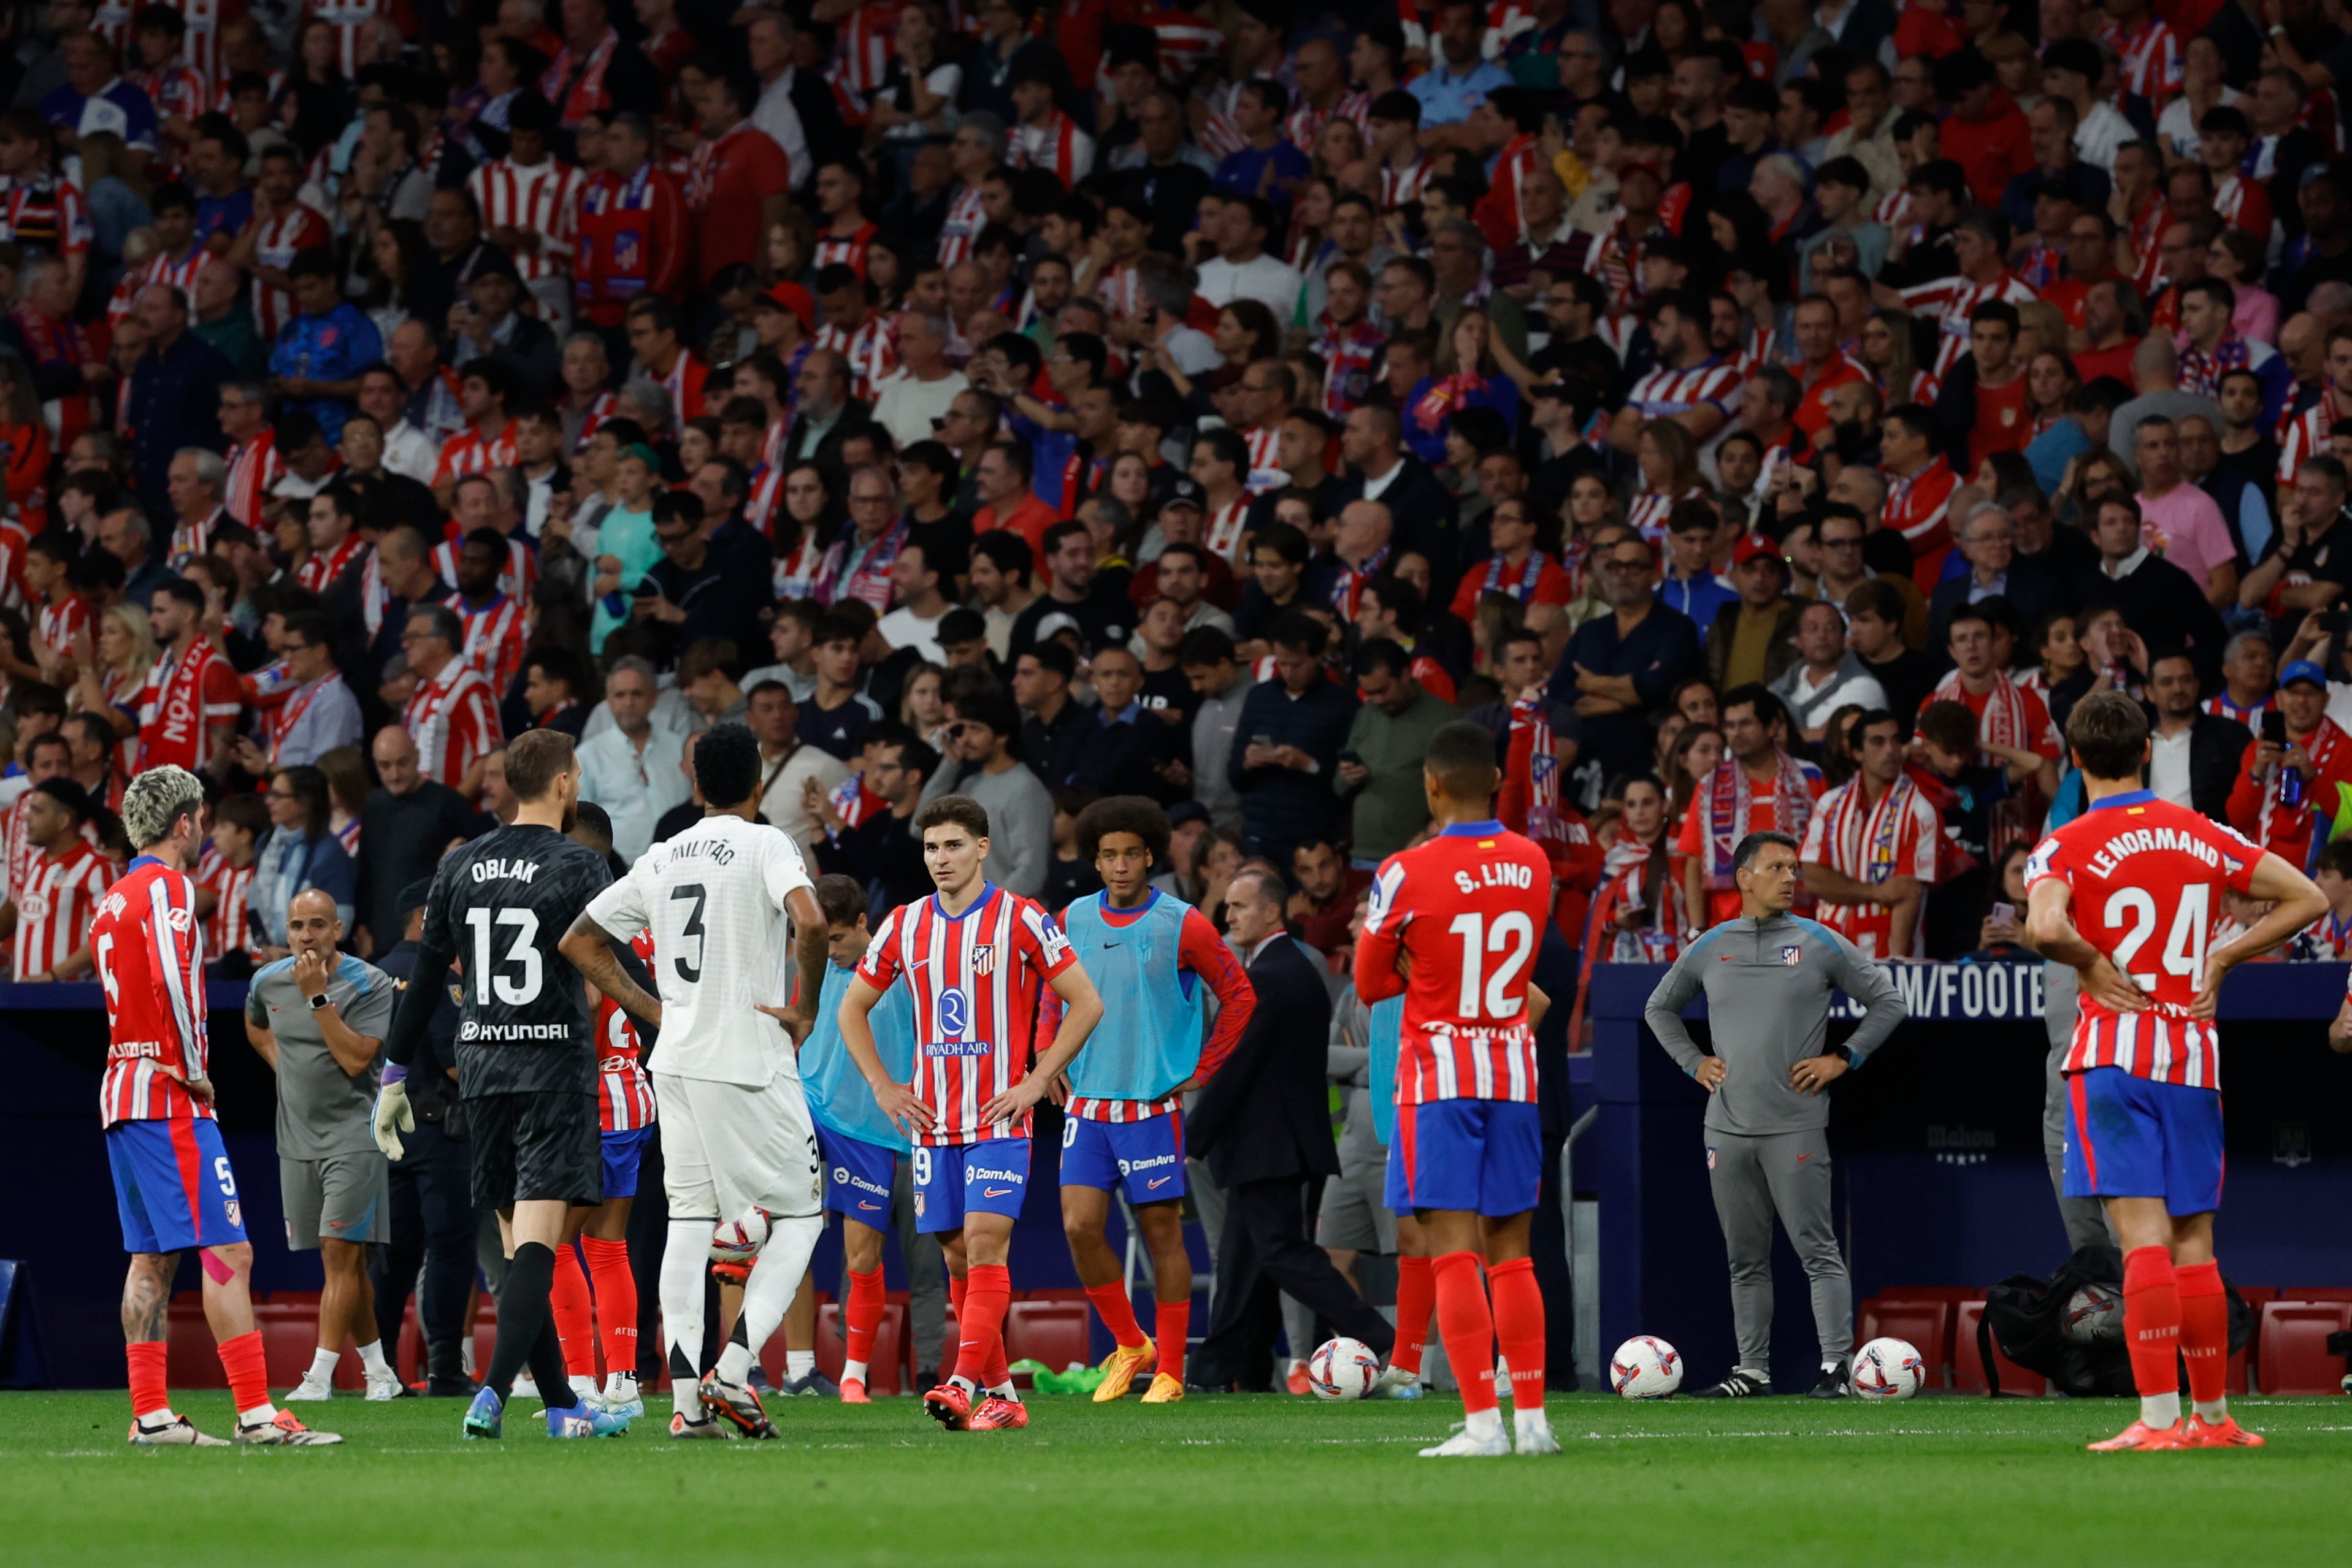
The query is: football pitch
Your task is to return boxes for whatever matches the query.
[4,1390,2351,1564]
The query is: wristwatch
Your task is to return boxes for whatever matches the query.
[309,992,333,1011]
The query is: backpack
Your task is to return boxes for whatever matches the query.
[1977,1244,2256,1398]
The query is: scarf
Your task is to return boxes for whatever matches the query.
[1412,372,1485,434]
[1327,545,1390,617]
[1482,549,1549,604]
[139,638,226,772]
[2178,330,2252,400]
[545,28,618,125]
[1702,751,1814,890]
[1502,686,1561,841]
[1820,771,1920,885]
[827,770,889,839]
[820,515,908,610]
[1932,668,2035,759]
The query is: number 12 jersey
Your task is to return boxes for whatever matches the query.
[1355,819,1551,1106]
[421,822,615,1098]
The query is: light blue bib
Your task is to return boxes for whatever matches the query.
[1062,890,1205,1103]
[802,960,916,1150]
[1369,995,1404,1147]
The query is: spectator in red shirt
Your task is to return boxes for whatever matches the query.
[572,109,689,334]
[971,438,1059,560]
[686,70,792,289]
[1934,51,2031,207]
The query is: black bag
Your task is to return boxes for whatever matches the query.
[1977,1244,2256,1397]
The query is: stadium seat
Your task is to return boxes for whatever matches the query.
[2231,1288,2278,1394]
[166,1297,226,1388]
[1002,1300,1090,1377]
[1856,1296,1958,1390]
[1950,1301,2044,1396]
[2255,1301,2352,1396]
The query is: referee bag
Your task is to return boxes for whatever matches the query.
[1976,1244,2255,1398]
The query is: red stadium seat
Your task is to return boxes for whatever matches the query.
[1856,1296,1958,1390]
[803,1301,905,1396]
[166,1297,226,1388]
[2257,1301,2352,1396]
[1951,1300,2044,1396]
[2281,1287,2352,1301]
[2231,1288,2278,1394]
[1002,1301,1090,1378]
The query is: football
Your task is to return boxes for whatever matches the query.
[1306,1337,1381,1401]
[1609,1336,1682,1399]
[2064,1283,2123,1343]
[708,1207,773,1267]
[1852,1337,1927,1401]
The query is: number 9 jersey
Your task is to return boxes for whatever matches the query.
[1354,819,1552,1106]
[2023,790,2262,1088]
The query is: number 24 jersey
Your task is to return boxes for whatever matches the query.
[2023,790,2261,1089]
[421,822,615,1099]
[1355,820,1550,1106]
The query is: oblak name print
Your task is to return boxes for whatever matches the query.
[470,859,542,884]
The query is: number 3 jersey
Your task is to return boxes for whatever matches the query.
[2024,790,2262,1089]
[1355,819,1551,1106]
[583,814,815,1088]
[856,881,1077,1147]
[421,822,614,1099]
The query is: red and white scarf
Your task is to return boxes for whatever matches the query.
[1509,687,1561,841]
[544,28,618,126]
[1480,549,1550,605]
[1702,751,1814,890]
[1816,771,1921,885]
[1932,668,2035,759]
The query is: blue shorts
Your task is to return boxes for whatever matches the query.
[819,1124,900,1223]
[600,1126,655,1200]
[911,1139,1030,1234]
[2064,1066,2225,1215]
[1385,1099,1543,1217]
[107,1118,249,1255]
[1060,1111,1188,1204]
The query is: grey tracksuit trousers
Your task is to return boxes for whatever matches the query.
[1707,1126,1850,1373]
[2041,963,2115,1253]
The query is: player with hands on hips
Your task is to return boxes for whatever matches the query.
[835,794,1105,1434]
[2024,691,2326,1452]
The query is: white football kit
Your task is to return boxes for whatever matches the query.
[584,813,822,1221]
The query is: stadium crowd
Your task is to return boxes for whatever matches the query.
[11,0,2352,1395]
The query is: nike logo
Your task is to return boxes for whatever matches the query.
[857,1201,883,1210]
[1147,1176,1173,1189]
[1102,941,1122,948]
[984,1187,1014,1197]
[1796,1153,1810,1161]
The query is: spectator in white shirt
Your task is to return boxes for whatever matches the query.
[575,657,693,860]
[1194,193,1304,318]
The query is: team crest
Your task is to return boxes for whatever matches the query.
[449,983,465,1006]
[971,944,995,976]
[1706,1147,1717,1171]
[1780,946,1801,966]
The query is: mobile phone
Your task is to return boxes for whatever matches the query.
[1993,902,2016,925]
[1252,733,1275,749]
[1338,748,1363,767]
[2262,710,2288,745]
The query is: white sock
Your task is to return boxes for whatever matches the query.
[605,1370,638,1399]
[842,1358,869,1383]
[240,1401,277,1424]
[786,1350,816,1380]
[2141,1391,2183,1428]
[1462,1407,1503,1440]
[714,1215,821,1385]
[949,1373,977,1393]
[1514,1405,1552,1440]
[357,1340,393,1379]
[663,1218,716,1418]
[140,1404,178,1426]
[989,1381,1020,1401]
[462,1338,477,1377]
[2193,1398,2229,1423]
[306,1347,340,1384]
[569,1373,600,1401]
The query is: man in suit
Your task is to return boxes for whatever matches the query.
[2147,652,2253,819]
[1926,503,2058,667]
[1185,868,1397,1390]
[782,349,870,467]
[1333,405,1460,589]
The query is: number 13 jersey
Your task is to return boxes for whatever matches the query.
[421,822,614,1098]
[1355,820,1551,1106]
[857,882,1076,1147]
[2024,790,2262,1089]
[584,814,815,1088]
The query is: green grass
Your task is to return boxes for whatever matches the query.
[4,1390,2352,1564]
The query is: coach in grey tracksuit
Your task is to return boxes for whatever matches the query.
[1644,831,1906,1395]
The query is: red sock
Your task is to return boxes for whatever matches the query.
[216,1328,270,1415]
[1487,1255,1546,1411]
[550,1243,597,1379]
[956,1264,1011,1386]
[2175,1260,2229,1407]
[1392,1255,1435,1376]
[1431,1251,1498,1415]
[2121,1245,2183,1399]
[1154,1299,1187,1385]
[126,1340,169,1419]
[580,1237,637,1382]
[1085,1280,1147,1350]
[843,1266,886,1367]
[947,1272,968,1380]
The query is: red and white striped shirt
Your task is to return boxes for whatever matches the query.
[1899,271,2039,382]
[2277,385,2352,489]
[1355,822,1550,1106]
[433,532,538,603]
[832,1,897,95]
[2026,792,2259,1090]
[223,430,283,528]
[594,928,660,1131]
[854,882,1077,1146]
[1623,358,1744,431]
[2206,690,2275,728]
[296,533,369,593]
[1882,455,1961,582]
[433,419,519,489]
[467,156,583,283]
[1240,423,1284,494]
[94,857,214,1126]
[1203,498,1252,564]
[167,505,227,570]
[245,202,334,342]
[37,591,89,662]
[107,243,205,325]
[814,316,897,405]
[0,173,91,257]
[442,588,529,693]
[403,657,502,789]
[197,848,257,959]
[1379,154,1431,210]
[2103,15,2183,105]
[1285,89,1369,154]
[813,219,879,278]
[15,839,111,977]
[305,0,399,76]
[110,1,224,88]
[1798,773,1940,958]
[936,185,987,268]
[1009,111,1093,190]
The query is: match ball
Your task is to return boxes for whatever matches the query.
[2064,1283,2123,1344]
[1609,1336,1682,1399]
[1307,1337,1381,1401]
[708,1208,773,1267]
[1852,1337,1926,1401]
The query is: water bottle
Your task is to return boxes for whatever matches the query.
[2280,761,2305,809]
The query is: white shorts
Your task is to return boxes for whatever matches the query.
[652,1069,822,1223]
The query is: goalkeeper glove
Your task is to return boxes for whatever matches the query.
[373,1068,415,1160]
